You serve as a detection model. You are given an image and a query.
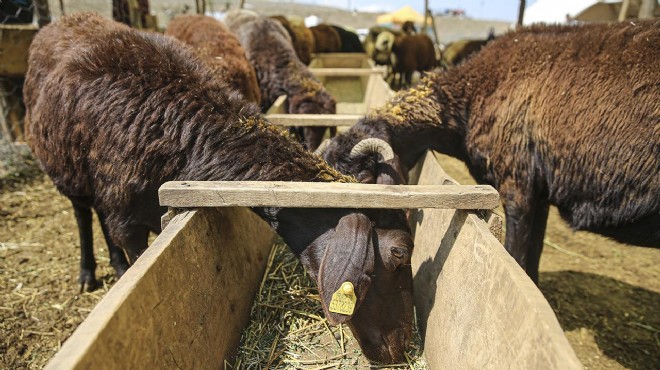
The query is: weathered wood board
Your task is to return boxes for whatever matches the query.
[45,208,275,370]
[266,113,362,127]
[159,181,501,210]
[410,152,582,369]
[309,68,385,77]
[308,53,376,69]
[0,24,38,77]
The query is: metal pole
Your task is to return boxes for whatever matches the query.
[33,0,52,26]
[422,0,429,33]
[638,0,657,19]
[517,0,526,26]
[618,0,631,21]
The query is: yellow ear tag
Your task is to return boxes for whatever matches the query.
[329,282,357,316]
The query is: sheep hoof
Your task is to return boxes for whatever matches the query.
[79,271,99,293]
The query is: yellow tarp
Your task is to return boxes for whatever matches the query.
[376,5,428,25]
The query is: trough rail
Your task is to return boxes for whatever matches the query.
[159,181,501,210]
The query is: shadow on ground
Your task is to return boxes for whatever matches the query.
[540,271,660,370]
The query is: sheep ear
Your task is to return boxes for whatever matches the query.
[318,213,375,325]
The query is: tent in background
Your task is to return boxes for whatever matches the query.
[524,0,659,25]
[575,0,660,21]
[376,5,429,25]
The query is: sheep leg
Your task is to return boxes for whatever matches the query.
[526,199,549,283]
[114,226,150,265]
[72,202,98,292]
[503,196,549,284]
[404,71,413,87]
[97,211,130,278]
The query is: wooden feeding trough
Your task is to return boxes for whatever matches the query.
[44,151,581,369]
[0,24,38,77]
[267,53,393,129]
[308,53,377,69]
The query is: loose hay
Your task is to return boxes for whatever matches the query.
[230,240,427,370]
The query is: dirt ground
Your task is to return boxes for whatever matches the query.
[0,175,117,369]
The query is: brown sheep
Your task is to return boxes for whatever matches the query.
[289,18,315,65]
[310,24,342,53]
[401,21,417,35]
[165,14,260,105]
[25,13,413,364]
[320,21,660,283]
[270,15,313,65]
[225,10,337,151]
[390,33,438,88]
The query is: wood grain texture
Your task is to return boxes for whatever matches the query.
[159,181,501,210]
[0,25,38,76]
[309,53,376,69]
[265,114,362,127]
[265,94,287,114]
[309,68,386,76]
[45,208,275,370]
[410,152,582,370]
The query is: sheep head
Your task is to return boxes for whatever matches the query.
[288,89,336,115]
[319,132,408,185]
[299,210,413,364]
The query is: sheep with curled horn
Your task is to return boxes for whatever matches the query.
[225,10,337,151]
[25,13,414,364]
[319,20,660,283]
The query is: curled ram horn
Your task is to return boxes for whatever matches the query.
[350,138,394,161]
[313,139,332,156]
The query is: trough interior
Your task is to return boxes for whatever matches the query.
[308,54,372,69]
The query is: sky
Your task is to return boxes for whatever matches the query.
[306,0,540,22]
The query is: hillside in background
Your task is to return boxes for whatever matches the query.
[46,0,513,44]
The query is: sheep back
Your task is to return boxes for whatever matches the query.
[270,15,313,65]
[310,24,341,53]
[331,25,364,53]
[25,13,348,236]
[165,14,261,105]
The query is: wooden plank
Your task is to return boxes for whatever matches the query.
[309,68,386,77]
[158,181,501,210]
[265,94,287,114]
[0,25,38,76]
[366,75,396,111]
[336,102,366,115]
[266,114,361,127]
[309,53,376,69]
[410,152,582,370]
[45,208,275,370]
